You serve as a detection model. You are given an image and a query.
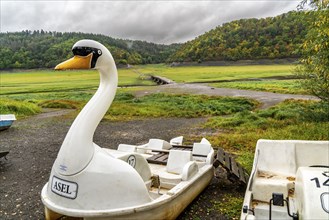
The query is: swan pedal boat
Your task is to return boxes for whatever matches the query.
[241,139,329,220]
[42,137,214,220]
[41,40,214,219]
[0,114,16,131]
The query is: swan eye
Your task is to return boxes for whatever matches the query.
[72,46,102,68]
[72,47,100,56]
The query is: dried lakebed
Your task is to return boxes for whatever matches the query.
[0,112,241,220]
[1,85,317,219]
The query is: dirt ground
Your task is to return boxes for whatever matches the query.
[0,82,318,220]
[0,109,245,220]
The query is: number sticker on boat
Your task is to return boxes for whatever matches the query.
[127,155,136,168]
[321,193,329,213]
[51,176,78,199]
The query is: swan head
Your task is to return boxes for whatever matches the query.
[55,39,115,71]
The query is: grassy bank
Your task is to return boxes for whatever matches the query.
[0,99,41,118]
[204,100,329,218]
[136,64,295,83]
[0,92,259,120]
[1,64,298,96]
[210,79,308,95]
[107,93,258,120]
[207,100,329,165]
[0,64,296,120]
[0,69,155,96]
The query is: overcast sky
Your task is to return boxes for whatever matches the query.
[1,0,300,44]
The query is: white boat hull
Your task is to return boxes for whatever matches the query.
[41,139,215,220]
[0,114,16,131]
[42,165,213,220]
[241,139,329,220]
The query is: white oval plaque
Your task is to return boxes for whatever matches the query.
[51,176,78,199]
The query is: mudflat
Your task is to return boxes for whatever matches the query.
[0,110,243,219]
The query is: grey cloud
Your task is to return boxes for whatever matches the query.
[1,1,299,44]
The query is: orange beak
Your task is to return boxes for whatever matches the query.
[55,53,93,70]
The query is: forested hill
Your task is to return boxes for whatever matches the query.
[0,11,313,69]
[168,11,311,62]
[0,31,180,69]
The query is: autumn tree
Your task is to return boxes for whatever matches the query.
[168,11,311,63]
[296,0,329,102]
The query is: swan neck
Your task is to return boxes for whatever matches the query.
[55,65,118,175]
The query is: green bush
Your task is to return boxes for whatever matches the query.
[113,92,135,101]
[38,100,81,109]
[107,93,258,119]
[0,99,41,118]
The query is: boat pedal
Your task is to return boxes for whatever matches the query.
[151,175,162,195]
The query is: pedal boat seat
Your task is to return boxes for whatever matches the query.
[159,150,199,189]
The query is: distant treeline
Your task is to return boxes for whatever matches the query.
[0,11,312,69]
[0,31,180,69]
[168,11,312,62]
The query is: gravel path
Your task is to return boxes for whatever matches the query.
[134,83,318,109]
[0,111,237,220]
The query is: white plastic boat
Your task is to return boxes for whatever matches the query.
[41,137,214,220]
[0,114,16,131]
[241,139,329,220]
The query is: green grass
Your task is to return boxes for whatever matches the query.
[0,69,155,96]
[3,64,291,119]
[0,99,41,118]
[212,193,243,220]
[1,90,259,120]
[0,68,155,117]
[203,100,329,219]
[136,64,295,83]
[0,64,298,98]
[135,64,307,95]
[107,93,258,120]
[206,100,329,171]
[210,80,308,95]
[38,100,81,109]
[3,90,95,104]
